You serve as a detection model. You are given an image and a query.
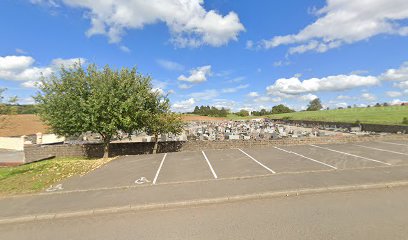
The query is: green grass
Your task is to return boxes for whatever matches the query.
[0,157,113,196]
[266,106,408,125]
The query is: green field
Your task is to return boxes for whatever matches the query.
[266,105,408,125]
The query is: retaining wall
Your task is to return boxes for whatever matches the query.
[24,134,408,162]
[271,119,408,133]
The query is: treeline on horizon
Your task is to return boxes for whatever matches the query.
[191,104,295,117]
[0,104,38,114]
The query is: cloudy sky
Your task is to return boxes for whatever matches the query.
[1,0,408,111]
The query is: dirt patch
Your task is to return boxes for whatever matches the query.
[181,115,226,121]
[0,114,49,137]
[0,114,222,137]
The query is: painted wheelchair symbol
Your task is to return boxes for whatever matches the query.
[135,177,150,185]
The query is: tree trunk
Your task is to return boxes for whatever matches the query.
[102,135,111,159]
[153,134,159,154]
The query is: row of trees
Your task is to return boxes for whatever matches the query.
[192,106,229,117]
[35,64,183,157]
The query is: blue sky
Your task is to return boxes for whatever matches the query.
[1,0,408,112]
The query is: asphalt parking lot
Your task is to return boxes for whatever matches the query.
[59,140,408,191]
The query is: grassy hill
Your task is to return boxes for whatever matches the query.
[266,105,408,125]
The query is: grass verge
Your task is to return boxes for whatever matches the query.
[0,157,113,196]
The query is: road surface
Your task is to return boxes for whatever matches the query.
[2,187,407,240]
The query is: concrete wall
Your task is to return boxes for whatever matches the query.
[36,133,65,144]
[23,135,408,162]
[0,137,24,151]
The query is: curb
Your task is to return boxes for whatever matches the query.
[1,181,408,225]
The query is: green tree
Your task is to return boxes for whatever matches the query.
[0,88,6,128]
[35,63,156,158]
[144,91,183,154]
[271,104,294,114]
[236,109,249,117]
[306,98,323,111]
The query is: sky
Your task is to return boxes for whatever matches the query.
[1,0,408,112]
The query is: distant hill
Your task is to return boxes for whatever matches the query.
[267,105,408,125]
[2,105,38,114]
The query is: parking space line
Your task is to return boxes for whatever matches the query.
[202,151,218,179]
[377,141,408,147]
[274,146,337,170]
[237,149,276,174]
[310,145,391,166]
[354,144,408,156]
[152,153,167,185]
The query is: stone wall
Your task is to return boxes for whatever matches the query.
[24,141,184,163]
[24,134,408,162]
[272,119,408,133]
[180,134,408,151]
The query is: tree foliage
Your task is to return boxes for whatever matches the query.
[35,63,174,157]
[192,105,229,117]
[235,109,249,117]
[271,104,294,114]
[306,98,323,111]
[144,91,183,153]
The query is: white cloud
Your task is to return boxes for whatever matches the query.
[34,0,245,47]
[178,65,211,83]
[15,48,28,54]
[157,59,184,71]
[385,91,402,98]
[178,83,193,90]
[390,99,404,105]
[227,76,245,83]
[246,40,254,49]
[151,79,168,90]
[172,98,196,112]
[254,96,282,103]
[151,88,164,95]
[260,0,408,54]
[247,92,259,97]
[336,95,353,100]
[212,99,235,109]
[273,60,291,67]
[360,92,377,101]
[379,62,408,82]
[0,55,85,87]
[394,81,408,90]
[266,75,379,96]
[21,80,40,88]
[189,89,219,100]
[298,93,318,102]
[222,84,249,93]
[119,45,131,53]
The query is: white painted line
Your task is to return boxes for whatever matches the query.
[238,148,276,174]
[310,145,391,166]
[152,153,167,185]
[202,151,218,179]
[354,144,408,156]
[378,141,408,147]
[274,146,337,170]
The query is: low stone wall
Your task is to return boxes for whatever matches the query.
[24,134,408,162]
[24,141,184,163]
[272,119,408,133]
[180,134,408,151]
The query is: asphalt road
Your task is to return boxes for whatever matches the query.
[2,187,408,240]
